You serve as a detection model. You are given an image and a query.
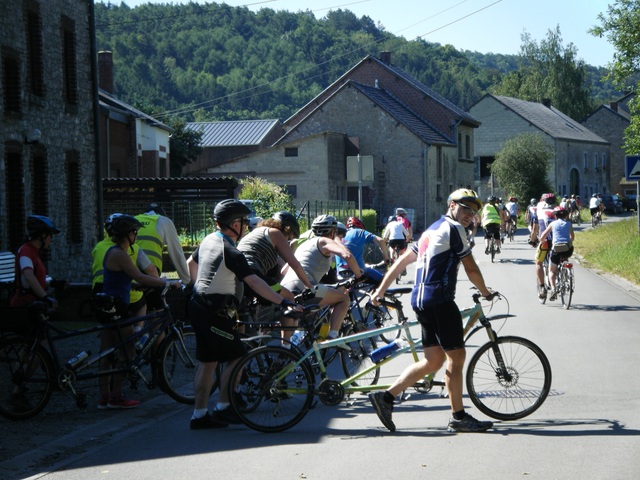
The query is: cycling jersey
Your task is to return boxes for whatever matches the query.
[383,220,409,241]
[10,243,46,307]
[237,226,278,277]
[336,228,376,270]
[281,237,332,292]
[411,215,471,310]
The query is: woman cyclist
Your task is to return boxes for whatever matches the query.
[538,206,574,301]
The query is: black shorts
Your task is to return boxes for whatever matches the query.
[484,223,501,240]
[189,297,246,363]
[550,246,574,265]
[388,239,407,252]
[415,300,464,351]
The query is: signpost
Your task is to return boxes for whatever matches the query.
[346,155,373,219]
[625,155,640,234]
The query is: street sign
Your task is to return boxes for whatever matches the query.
[625,155,640,181]
[346,155,374,182]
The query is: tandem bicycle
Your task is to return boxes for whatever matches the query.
[226,291,552,432]
[0,283,198,420]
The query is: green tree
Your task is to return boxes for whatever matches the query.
[168,118,203,177]
[238,177,295,219]
[492,26,593,120]
[590,0,640,154]
[490,133,554,205]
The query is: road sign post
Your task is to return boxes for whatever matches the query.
[625,155,640,234]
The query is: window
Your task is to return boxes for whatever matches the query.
[284,147,298,157]
[602,153,606,170]
[583,152,588,170]
[2,48,21,114]
[465,135,471,160]
[594,153,599,170]
[66,152,82,243]
[61,16,78,107]
[31,152,48,215]
[5,148,26,251]
[26,1,45,97]
[280,185,297,198]
[436,147,443,179]
[457,133,463,159]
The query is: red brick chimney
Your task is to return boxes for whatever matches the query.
[379,51,391,64]
[542,98,552,108]
[98,51,114,94]
[610,101,618,112]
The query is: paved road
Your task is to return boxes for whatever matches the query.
[5,220,640,480]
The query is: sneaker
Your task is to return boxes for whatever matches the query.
[447,413,493,433]
[484,248,489,255]
[213,407,243,425]
[97,398,109,410]
[368,391,396,432]
[538,285,547,300]
[190,412,228,430]
[496,248,501,254]
[107,396,140,409]
[549,289,558,301]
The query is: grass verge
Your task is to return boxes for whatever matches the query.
[573,217,640,286]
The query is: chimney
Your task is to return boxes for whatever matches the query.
[542,98,552,108]
[379,51,391,64]
[98,51,114,94]
[610,101,618,112]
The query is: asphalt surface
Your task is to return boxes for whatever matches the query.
[3,215,640,480]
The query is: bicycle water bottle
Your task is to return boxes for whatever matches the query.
[318,321,330,339]
[369,339,406,363]
[135,333,150,351]
[67,351,90,370]
[290,330,304,346]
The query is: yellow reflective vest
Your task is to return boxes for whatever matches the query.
[91,239,143,303]
[135,214,164,274]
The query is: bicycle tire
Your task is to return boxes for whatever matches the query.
[466,336,552,421]
[228,346,315,433]
[559,266,574,310]
[490,239,496,263]
[340,322,380,386]
[0,337,55,420]
[156,328,205,404]
[368,301,403,344]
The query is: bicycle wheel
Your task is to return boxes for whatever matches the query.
[368,301,403,344]
[156,328,206,404]
[490,239,496,263]
[559,266,574,310]
[466,336,552,421]
[340,322,380,386]
[228,346,315,433]
[0,337,55,420]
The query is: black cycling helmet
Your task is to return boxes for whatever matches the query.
[213,199,252,225]
[104,213,121,237]
[272,211,300,238]
[27,215,60,238]
[145,202,167,216]
[311,214,337,236]
[109,214,143,238]
[530,198,537,205]
[486,195,498,205]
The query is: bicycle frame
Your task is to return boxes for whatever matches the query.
[272,296,514,396]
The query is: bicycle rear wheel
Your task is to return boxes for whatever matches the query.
[490,239,496,263]
[340,322,380,386]
[368,301,403,344]
[559,265,574,310]
[466,336,552,421]
[0,337,55,420]
[228,346,315,433]
[156,328,207,404]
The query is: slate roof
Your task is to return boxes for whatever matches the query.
[186,119,281,147]
[350,82,452,145]
[491,95,608,143]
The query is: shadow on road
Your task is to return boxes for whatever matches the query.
[491,418,640,437]
[568,304,640,312]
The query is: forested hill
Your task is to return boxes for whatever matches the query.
[95,2,620,123]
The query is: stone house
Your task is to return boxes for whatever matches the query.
[195,53,480,231]
[0,0,100,282]
[581,92,635,195]
[469,94,610,201]
[97,51,173,178]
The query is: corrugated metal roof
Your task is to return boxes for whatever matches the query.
[186,119,280,147]
[351,82,452,145]
[493,95,608,143]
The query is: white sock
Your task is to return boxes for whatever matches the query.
[192,408,208,419]
[328,330,339,339]
[215,402,230,411]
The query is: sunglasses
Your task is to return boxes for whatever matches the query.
[455,202,478,216]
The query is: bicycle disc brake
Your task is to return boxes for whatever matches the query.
[317,379,345,406]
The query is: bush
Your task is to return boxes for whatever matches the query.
[238,177,295,219]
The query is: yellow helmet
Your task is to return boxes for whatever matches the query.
[448,189,482,210]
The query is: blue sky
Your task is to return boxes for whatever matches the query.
[116,0,616,67]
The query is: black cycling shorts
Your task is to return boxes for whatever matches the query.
[484,223,501,240]
[415,300,464,351]
[388,239,407,252]
[189,298,246,363]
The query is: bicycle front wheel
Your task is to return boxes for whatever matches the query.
[0,337,55,420]
[369,301,404,344]
[559,266,574,310]
[228,346,315,433]
[156,328,207,404]
[340,322,380,386]
[466,336,552,421]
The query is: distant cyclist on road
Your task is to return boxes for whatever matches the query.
[395,208,413,242]
[481,196,502,255]
[534,193,557,300]
[383,215,409,259]
[336,216,390,284]
[538,206,574,301]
